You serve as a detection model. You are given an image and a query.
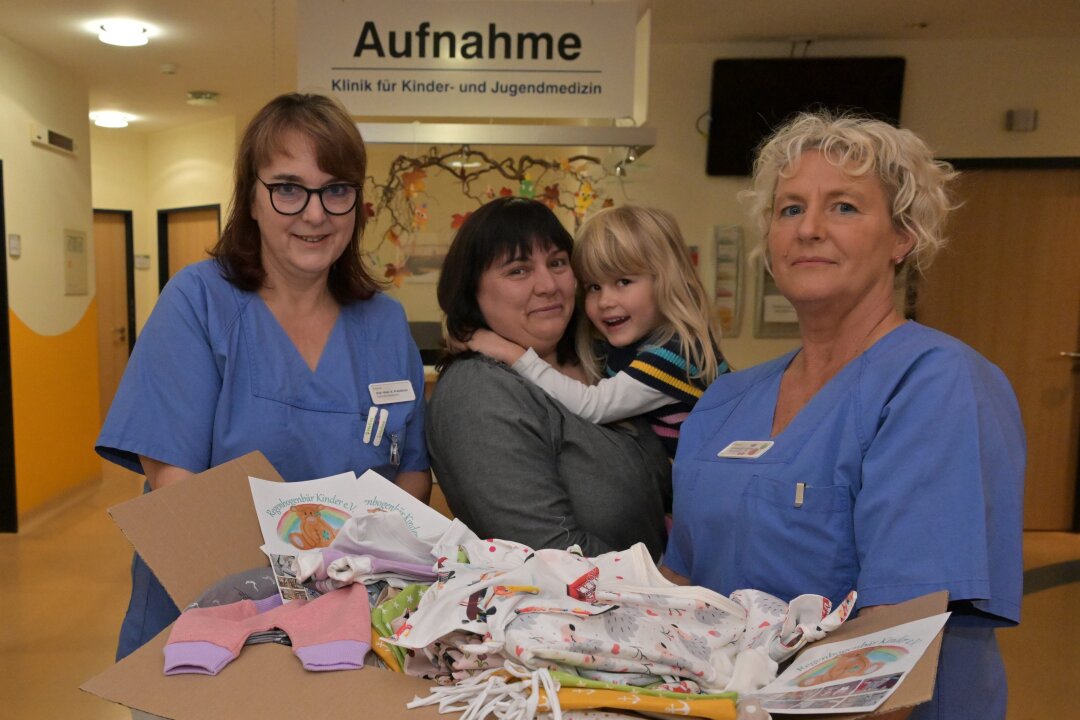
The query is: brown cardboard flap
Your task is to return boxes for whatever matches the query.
[81,622,447,720]
[773,590,948,719]
[107,451,282,608]
[89,450,946,720]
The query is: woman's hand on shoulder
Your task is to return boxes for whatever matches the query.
[466,328,527,366]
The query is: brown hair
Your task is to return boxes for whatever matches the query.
[211,92,379,302]
[436,197,579,372]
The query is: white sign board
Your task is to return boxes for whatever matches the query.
[298,0,638,119]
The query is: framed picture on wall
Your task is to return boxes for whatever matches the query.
[753,257,800,338]
[713,225,742,338]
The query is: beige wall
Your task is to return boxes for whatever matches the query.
[89,127,153,329]
[88,36,1080,368]
[0,33,102,519]
[0,33,93,334]
[1,21,1077,520]
[91,116,237,330]
[638,35,1080,368]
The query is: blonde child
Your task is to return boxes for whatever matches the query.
[465,205,728,457]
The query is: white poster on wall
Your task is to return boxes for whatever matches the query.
[297,0,638,119]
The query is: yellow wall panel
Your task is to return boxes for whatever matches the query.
[9,305,102,518]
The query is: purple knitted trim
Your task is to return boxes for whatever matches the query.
[322,548,348,567]
[371,557,437,579]
[294,640,370,671]
[163,641,235,676]
[253,594,284,613]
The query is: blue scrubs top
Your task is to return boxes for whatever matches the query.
[666,322,1024,720]
[97,259,429,658]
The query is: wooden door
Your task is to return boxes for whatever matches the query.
[916,168,1080,530]
[93,211,132,424]
[165,206,219,280]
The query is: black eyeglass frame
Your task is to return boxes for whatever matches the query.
[256,177,360,216]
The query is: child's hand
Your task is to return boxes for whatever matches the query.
[466,329,527,365]
[445,334,469,354]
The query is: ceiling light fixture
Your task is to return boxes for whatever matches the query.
[97,19,151,47]
[186,90,220,107]
[90,111,133,128]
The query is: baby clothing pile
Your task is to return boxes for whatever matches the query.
[163,513,856,720]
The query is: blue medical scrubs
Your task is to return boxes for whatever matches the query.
[97,260,429,660]
[666,322,1024,720]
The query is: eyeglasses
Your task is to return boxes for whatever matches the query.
[256,177,359,216]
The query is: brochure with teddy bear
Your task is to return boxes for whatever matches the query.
[753,612,950,714]
[248,469,450,601]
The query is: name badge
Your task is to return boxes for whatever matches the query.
[368,380,416,405]
[717,440,774,459]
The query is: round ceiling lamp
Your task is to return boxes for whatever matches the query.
[97,19,151,47]
[90,111,133,128]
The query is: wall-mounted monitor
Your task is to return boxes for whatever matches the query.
[706,57,905,176]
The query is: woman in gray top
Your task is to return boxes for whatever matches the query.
[427,197,671,558]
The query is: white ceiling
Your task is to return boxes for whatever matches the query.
[0,0,1077,133]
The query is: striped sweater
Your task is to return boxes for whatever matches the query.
[604,335,729,458]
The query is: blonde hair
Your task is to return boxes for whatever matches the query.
[572,206,723,383]
[742,111,959,275]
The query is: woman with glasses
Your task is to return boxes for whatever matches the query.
[96,93,431,660]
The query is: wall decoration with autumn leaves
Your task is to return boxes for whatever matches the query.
[363,145,634,286]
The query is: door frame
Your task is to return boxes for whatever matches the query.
[915,155,1080,531]
[94,209,136,353]
[157,204,221,291]
[0,161,17,533]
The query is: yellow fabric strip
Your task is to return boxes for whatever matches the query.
[538,687,737,720]
[369,627,402,673]
[629,360,704,399]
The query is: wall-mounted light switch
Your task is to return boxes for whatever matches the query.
[8,234,20,258]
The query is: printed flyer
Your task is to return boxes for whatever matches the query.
[754,612,950,714]
[249,469,450,600]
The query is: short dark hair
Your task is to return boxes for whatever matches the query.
[436,197,579,371]
[211,92,380,303]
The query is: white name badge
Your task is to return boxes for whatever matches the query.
[717,440,774,459]
[368,380,416,405]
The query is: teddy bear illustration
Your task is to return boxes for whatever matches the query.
[798,648,885,687]
[287,503,337,550]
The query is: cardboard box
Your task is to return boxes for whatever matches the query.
[82,452,943,719]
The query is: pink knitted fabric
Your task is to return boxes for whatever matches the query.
[164,584,370,675]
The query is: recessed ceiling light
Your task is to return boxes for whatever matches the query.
[96,19,152,47]
[90,111,133,128]
[186,90,220,107]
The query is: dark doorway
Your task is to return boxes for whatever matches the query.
[0,161,18,532]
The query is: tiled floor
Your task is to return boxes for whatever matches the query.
[1,463,1076,718]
